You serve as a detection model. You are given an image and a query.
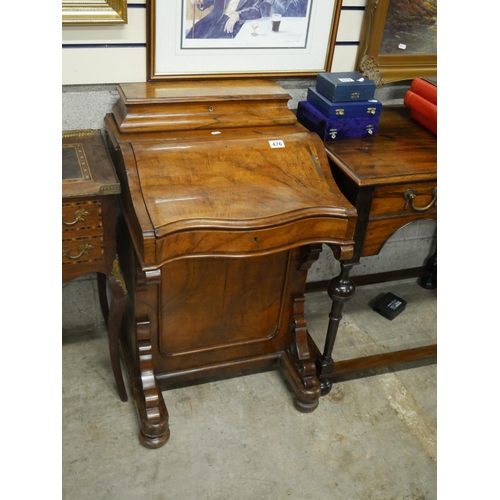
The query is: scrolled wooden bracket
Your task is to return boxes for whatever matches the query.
[135,318,170,448]
[328,243,355,262]
[287,294,321,412]
[298,244,322,271]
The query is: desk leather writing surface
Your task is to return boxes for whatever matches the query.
[62,130,120,197]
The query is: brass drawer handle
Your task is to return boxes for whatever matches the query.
[62,244,94,259]
[62,209,90,225]
[403,187,437,211]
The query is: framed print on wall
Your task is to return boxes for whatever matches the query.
[148,0,342,80]
[356,0,437,85]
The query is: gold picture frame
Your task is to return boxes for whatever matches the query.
[356,0,437,85]
[62,0,128,25]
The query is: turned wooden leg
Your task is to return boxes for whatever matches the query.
[96,258,128,402]
[317,262,355,395]
[419,249,437,290]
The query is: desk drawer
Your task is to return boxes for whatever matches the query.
[62,234,105,266]
[62,200,102,234]
[370,181,437,217]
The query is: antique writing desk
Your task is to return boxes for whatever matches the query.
[323,106,437,378]
[104,80,357,448]
[62,130,128,402]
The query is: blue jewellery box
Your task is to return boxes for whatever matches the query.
[316,71,376,103]
[307,87,382,119]
[297,101,379,141]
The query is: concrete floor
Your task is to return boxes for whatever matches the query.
[62,278,437,500]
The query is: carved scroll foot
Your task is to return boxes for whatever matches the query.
[317,261,355,394]
[280,350,320,413]
[131,318,170,449]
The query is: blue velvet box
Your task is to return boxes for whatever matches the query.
[316,72,376,103]
[297,101,379,141]
[307,87,382,119]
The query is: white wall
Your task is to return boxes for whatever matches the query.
[62,0,366,85]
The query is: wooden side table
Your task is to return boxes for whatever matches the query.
[62,130,128,402]
[322,106,437,378]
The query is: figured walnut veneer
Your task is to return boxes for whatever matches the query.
[105,80,357,448]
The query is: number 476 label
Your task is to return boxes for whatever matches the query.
[269,140,285,148]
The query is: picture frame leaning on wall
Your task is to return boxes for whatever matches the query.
[356,0,437,85]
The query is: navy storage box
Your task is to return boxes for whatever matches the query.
[307,87,382,119]
[297,101,379,141]
[316,72,376,103]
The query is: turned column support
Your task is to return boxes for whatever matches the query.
[317,246,355,395]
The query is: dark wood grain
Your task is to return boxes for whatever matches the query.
[319,105,437,379]
[325,106,436,187]
[105,80,358,448]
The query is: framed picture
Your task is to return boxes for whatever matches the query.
[148,0,342,80]
[62,0,128,25]
[356,0,437,85]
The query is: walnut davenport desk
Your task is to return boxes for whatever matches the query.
[322,105,437,379]
[105,80,358,448]
[62,130,128,402]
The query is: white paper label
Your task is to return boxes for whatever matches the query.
[269,140,285,148]
[398,43,407,50]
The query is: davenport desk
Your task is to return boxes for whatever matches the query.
[104,80,358,448]
[62,130,128,402]
[322,105,437,379]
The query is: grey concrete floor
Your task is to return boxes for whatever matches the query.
[62,278,437,500]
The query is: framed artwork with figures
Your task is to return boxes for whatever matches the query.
[148,0,342,80]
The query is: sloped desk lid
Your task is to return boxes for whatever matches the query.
[105,80,356,266]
